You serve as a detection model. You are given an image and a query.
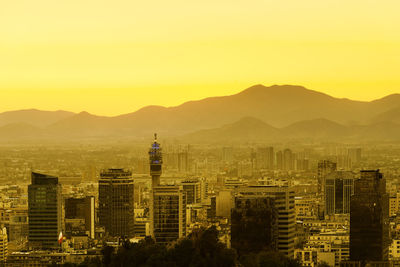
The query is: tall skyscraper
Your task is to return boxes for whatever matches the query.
[153,185,186,244]
[317,160,337,195]
[149,133,163,188]
[231,195,278,256]
[325,171,354,215]
[65,196,95,239]
[350,170,389,262]
[98,168,134,238]
[235,185,295,257]
[28,172,62,250]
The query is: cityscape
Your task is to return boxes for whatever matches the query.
[0,123,400,266]
[2,0,400,266]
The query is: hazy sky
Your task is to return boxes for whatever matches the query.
[1,0,399,115]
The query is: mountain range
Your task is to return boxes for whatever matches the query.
[1,84,400,142]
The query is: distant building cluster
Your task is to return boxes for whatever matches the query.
[1,136,400,267]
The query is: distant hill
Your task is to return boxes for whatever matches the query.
[0,84,400,141]
[182,117,279,143]
[182,117,400,143]
[0,109,75,127]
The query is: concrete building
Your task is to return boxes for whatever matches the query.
[98,168,134,238]
[28,172,62,250]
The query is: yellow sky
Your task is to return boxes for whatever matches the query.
[1,0,399,115]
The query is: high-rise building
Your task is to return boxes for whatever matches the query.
[276,150,283,170]
[28,172,62,250]
[98,168,134,238]
[231,195,278,256]
[153,185,186,244]
[350,170,389,262]
[181,179,201,204]
[65,196,95,238]
[283,149,295,171]
[348,148,362,164]
[317,160,337,195]
[325,171,354,215]
[0,227,7,264]
[149,133,163,188]
[235,185,296,257]
[256,147,274,170]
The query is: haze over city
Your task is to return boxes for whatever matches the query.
[1,1,400,267]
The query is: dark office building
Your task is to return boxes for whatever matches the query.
[28,172,62,250]
[325,171,354,215]
[98,168,134,238]
[65,196,95,238]
[231,196,278,256]
[350,170,389,262]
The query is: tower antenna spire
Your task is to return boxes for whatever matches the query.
[154,133,157,142]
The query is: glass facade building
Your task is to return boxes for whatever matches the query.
[98,168,134,238]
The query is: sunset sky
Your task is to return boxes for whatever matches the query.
[1,0,399,116]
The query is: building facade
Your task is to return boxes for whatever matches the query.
[153,185,186,244]
[235,185,296,257]
[28,172,62,250]
[98,168,134,238]
[231,195,278,256]
[325,171,355,215]
[350,170,389,262]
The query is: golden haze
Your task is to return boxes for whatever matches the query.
[1,0,399,115]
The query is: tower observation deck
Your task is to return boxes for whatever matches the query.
[149,133,162,188]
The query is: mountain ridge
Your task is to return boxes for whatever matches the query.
[0,84,400,141]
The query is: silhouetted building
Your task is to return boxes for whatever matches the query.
[256,147,274,170]
[98,168,134,238]
[235,185,295,257]
[153,185,186,244]
[350,170,389,262]
[28,172,62,250]
[318,160,337,195]
[325,171,355,215]
[348,148,362,164]
[283,149,295,171]
[231,195,278,256]
[65,196,95,238]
